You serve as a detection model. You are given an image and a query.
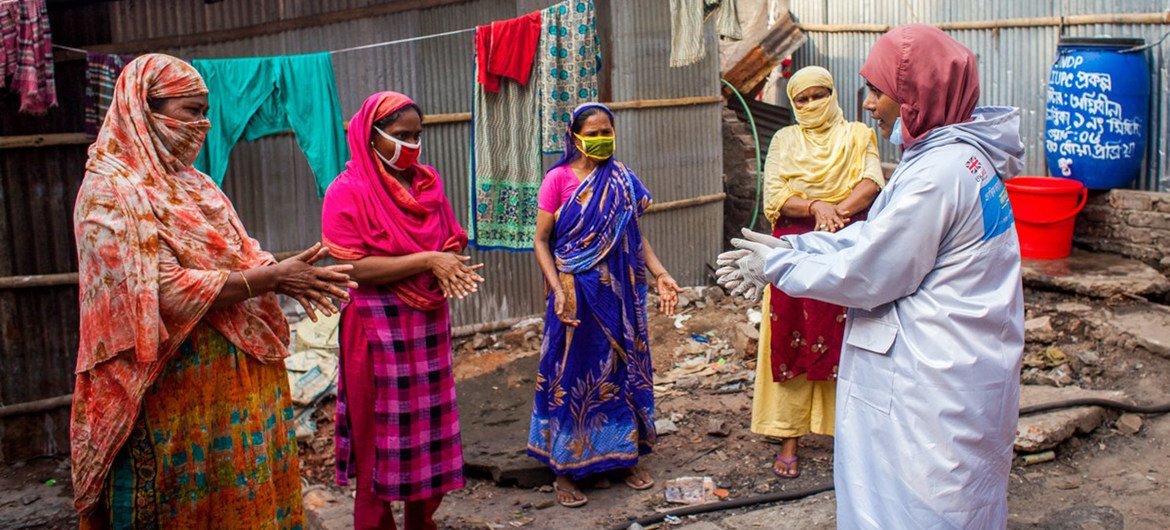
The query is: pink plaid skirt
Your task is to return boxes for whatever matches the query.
[335,288,465,501]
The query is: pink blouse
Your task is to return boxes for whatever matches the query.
[537,165,585,213]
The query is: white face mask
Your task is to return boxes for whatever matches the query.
[372,126,422,171]
[890,116,904,146]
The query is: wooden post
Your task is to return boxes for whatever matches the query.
[0,133,93,150]
[723,12,807,97]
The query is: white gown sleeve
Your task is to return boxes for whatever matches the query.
[764,170,955,311]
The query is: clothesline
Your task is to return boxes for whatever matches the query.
[51,25,477,58]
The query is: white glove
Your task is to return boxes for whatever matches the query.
[737,228,789,249]
[715,229,793,303]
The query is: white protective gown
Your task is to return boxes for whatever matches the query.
[764,107,1026,529]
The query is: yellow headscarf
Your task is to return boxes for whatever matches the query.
[763,66,883,224]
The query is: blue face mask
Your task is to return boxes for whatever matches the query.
[890,116,904,146]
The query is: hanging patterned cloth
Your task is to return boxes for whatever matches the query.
[84,52,134,135]
[538,0,601,153]
[0,0,56,114]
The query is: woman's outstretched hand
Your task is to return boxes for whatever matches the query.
[275,243,357,322]
[656,273,681,316]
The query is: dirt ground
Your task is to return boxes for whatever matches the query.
[4,285,1170,530]
[299,286,1170,529]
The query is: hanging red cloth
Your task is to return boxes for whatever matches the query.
[475,11,542,93]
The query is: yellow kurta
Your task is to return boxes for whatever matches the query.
[750,289,836,438]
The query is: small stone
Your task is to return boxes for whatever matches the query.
[1052,365,1074,387]
[1117,413,1144,435]
[534,499,556,510]
[676,295,692,309]
[655,418,680,436]
[537,485,554,493]
[1075,349,1102,366]
[1025,316,1058,344]
[706,419,732,437]
[713,488,730,500]
[754,482,771,494]
[732,322,760,352]
[1055,301,1093,314]
[471,333,491,350]
[706,288,726,304]
[1050,476,1082,490]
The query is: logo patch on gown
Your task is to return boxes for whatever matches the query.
[967,156,1014,241]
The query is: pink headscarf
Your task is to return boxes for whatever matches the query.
[321,91,467,312]
[859,24,980,148]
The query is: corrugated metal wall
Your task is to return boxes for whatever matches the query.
[0,0,723,456]
[104,0,723,327]
[789,0,1170,191]
[0,56,89,460]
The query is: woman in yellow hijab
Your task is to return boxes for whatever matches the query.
[751,66,884,478]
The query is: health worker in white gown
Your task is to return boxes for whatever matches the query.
[717,24,1026,529]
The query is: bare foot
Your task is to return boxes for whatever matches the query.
[772,437,800,478]
[554,475,587,507]
[625,465,654,490]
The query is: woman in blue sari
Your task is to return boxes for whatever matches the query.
[528,103,680,508]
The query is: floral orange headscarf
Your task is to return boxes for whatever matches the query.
[71,54,289,515]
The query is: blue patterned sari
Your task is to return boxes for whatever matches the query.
[527,158,656,479]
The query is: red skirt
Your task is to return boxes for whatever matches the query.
[768,211,866,383]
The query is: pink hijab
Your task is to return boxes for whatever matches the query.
[321,91,467,311]
[859,24,980,148]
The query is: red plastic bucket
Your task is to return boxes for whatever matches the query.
[1005,176,1088,259]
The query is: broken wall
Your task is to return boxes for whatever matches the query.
[1076,190,1170,273]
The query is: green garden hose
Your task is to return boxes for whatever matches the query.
[720,79,764,230]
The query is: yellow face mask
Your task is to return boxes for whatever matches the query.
[574,133,615,160]
[792,91,840,131]
[787,66,843,132]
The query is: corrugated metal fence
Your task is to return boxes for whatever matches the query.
[0,0,723,460]
[789,0,1170,191]
[109,0,723,327]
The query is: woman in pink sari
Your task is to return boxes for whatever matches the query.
[321,91,484,530]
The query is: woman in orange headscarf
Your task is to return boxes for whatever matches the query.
[71,53,354,529]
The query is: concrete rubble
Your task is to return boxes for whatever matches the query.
[1021,249,1170,298]
[1080,302,1170,360]
[1016,385,1128,453]
[303,487,353,530]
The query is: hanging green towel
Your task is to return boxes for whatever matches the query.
[192,53,348,197]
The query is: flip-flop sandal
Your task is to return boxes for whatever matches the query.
[773,454,800,478]
[553,483,588,508]
[624,472,655,491]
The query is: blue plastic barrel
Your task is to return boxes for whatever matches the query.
[1044,37,1149,189]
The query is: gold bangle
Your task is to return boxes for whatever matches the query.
[807,199,820,216]
[240,270,254,298]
